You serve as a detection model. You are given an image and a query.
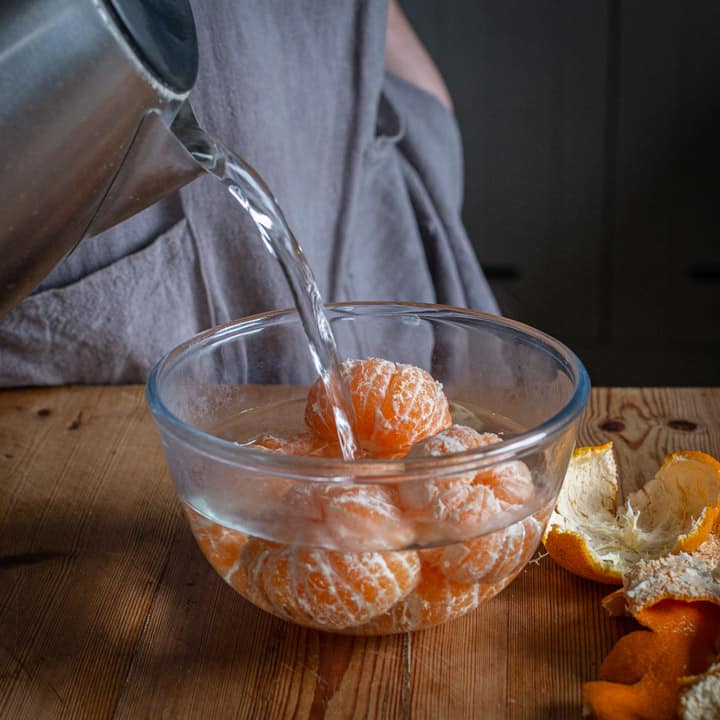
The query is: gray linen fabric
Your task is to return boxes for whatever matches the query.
[0,0,498,386]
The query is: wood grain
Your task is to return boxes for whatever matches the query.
[0,387,182,719]
[1,387,718,719]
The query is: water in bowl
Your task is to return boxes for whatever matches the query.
[185,395,532,549]
[216,398,524,447]
[170,130,551,635]
[181,394,546,636]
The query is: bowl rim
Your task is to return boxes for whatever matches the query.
[145,301,590,481]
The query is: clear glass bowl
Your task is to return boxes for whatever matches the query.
[146,302,590,635]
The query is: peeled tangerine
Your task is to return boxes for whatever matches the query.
[305,357,451,454]
[279,483,416,550]
[184,506,250,595]
[239,538,421,631]
[350,563,514,635]
[584,535,720,720]
[542,443,720,585]
[400,424,541,583]
[189,360,542,635]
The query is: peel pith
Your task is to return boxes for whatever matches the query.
[678,661,720,719]
[602,535,720,620]
[542,444,720,585]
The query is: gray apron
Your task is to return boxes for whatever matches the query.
[0,0,498,386]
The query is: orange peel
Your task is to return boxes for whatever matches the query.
[602,535,720,620]
[584,535,720,719]
[583,600,720,720]
[678,660,720,719]
[542,443,720,584]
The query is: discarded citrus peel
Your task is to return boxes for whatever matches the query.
[583,536,720,719]
[583,600,720,720]
[601,534,720,619]
[677,660,720,720]
[542,443,720,584]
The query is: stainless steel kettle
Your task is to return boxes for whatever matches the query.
[0,0,207,317]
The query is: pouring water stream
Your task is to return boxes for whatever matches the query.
[185,130,359,460]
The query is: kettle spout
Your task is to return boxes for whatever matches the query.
[88,102,207,236]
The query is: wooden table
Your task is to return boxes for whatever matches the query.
[1,387,718,719]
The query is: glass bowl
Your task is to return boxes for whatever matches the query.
[146,302,590,635]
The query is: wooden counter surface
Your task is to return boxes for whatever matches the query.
[1,387,718,719]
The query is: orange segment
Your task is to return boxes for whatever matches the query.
[397,472,474,516]
[409,425,502,457]
[399,425,498,511]
[354,562,511,635]
[184,505,250,594]
[249,430,406,461]
[239,538,421,630]
[475,460,535,507]
[320,484,416,550]
[418,482,503,543]
[278,483,416,550]
[399,425,533,544]
[427,513,544,585]
[305,357,451,453]
[248,431,343,458]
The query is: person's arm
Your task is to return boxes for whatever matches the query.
[384,0,453,112]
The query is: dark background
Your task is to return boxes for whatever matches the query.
[405,0,719,386]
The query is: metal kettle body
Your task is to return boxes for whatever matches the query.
[0,0,206,317]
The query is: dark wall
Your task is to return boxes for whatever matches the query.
[405,0,720,386]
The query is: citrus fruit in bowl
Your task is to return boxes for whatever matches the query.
[146,302,590,634]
